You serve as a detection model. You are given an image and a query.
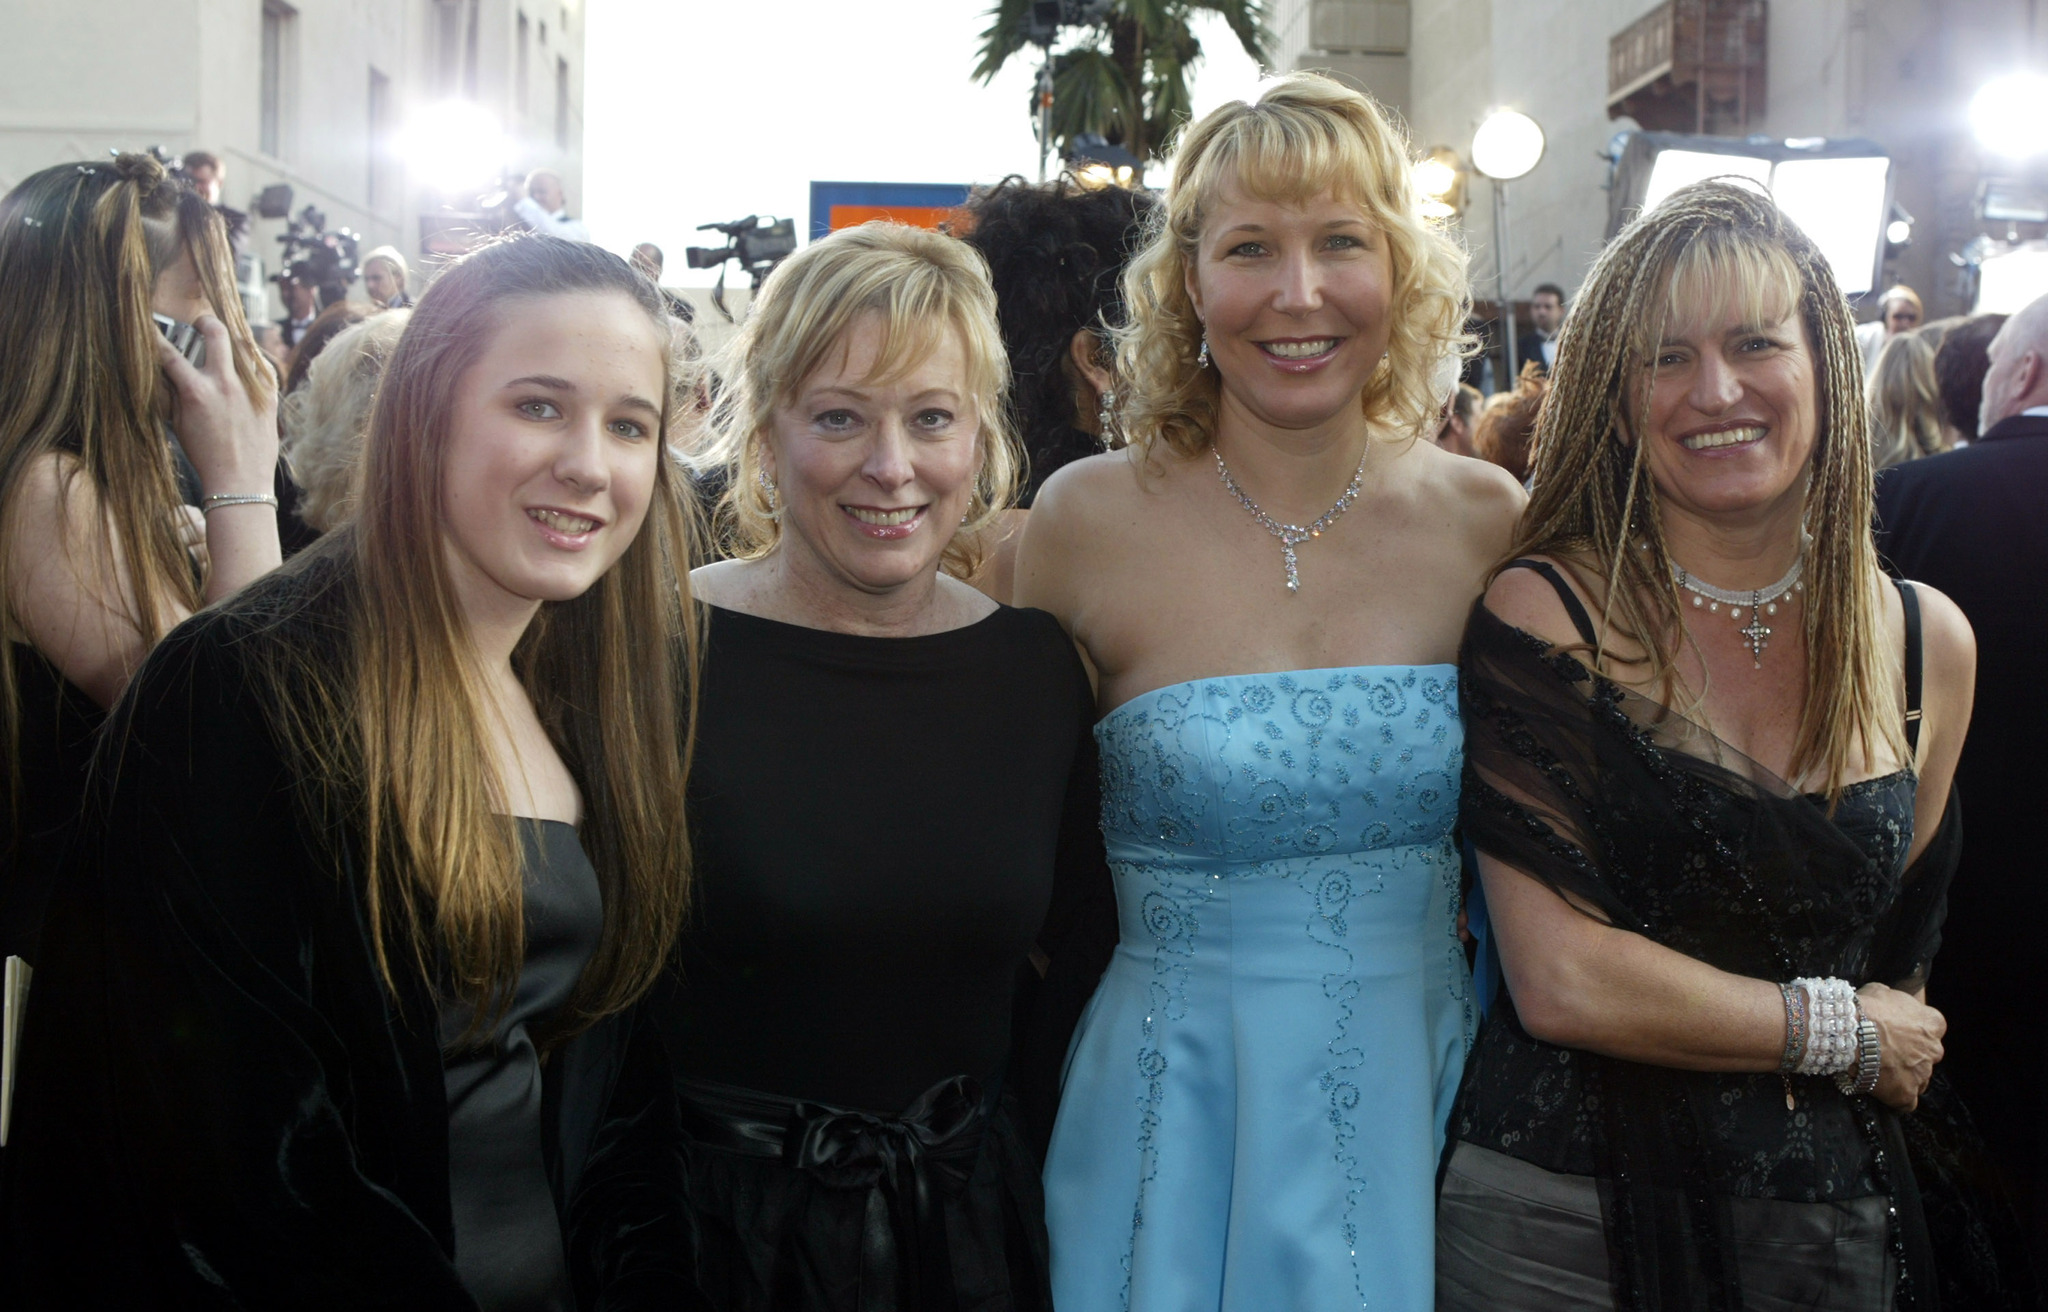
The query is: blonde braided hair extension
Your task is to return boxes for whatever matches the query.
[1511,179,1902,799]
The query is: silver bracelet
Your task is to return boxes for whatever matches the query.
[200,492,279,514]
[1792,977,1859,1077]
[1835,1011,1882,1096]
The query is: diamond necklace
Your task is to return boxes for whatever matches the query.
[1671,548,1805,667]
[1213,445,1369,594]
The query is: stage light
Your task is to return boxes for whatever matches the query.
[399,100,510,194]
[1887,218,1912,245]
[1971,73,2048,160]
[1472,110,1544,181]
[1772,155,1892,297]
[1618,134,1893,296]
[1413,148,1463,220]
[1976,241,2048,313]
[1642,151,1770,211]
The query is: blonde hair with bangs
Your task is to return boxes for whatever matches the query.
[1115,71,1472,457]
[705,222,1020,578]
[1511,179,1903,799]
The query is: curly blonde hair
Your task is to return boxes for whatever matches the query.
[700,222,1020,578]
[1113,71,1472,457]
[279,310,410,531]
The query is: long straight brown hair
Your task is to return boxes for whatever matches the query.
[252,235,701,1041]
[0,153,269,810]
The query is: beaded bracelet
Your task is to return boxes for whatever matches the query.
[1791,977,1860,1078]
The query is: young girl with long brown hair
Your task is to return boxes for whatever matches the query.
[2,234,700,1310]
[0,152,279,962]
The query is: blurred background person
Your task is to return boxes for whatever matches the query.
[282,300,375,395]
[0,153,279,965]
[359,245,412,309]
[278,310,409,536]
[180,150,260,325]
[512,168,591,243]
[1867,329,1952,468]
[276,271,318,350]
[630,241,695,322]
[1857,282,1923,370]
[1438,381,1482,457]
[960,175,1156,602]
[1517,282,1566,377]
[1877,291,2048,1279]
[1473,362,1547,484]
[1935,312,2009,445]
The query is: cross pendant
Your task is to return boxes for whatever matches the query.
[1740,614,1771,666]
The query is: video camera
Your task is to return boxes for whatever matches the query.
[271,202,362,310]
[686,216,797,320]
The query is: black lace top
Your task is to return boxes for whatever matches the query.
[1446,566,1992,1309]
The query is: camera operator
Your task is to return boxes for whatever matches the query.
[509,168,591,242]
[275,272,318,350]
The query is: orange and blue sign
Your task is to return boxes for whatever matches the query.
[808,182,974,241]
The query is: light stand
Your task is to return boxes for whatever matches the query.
[1471,109,1547,394]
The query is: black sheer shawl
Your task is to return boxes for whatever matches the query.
[1453,579,2031,1310]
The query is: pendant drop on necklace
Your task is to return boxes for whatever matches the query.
[1214,448,1368,596]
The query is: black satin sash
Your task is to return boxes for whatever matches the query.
[676,1073,991,1312]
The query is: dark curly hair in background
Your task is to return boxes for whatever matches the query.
[963,176,1156,505]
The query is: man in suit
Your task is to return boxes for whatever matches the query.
[1875,291,2048,1276]
[1516,282,1565,379]
[273,274,317,351]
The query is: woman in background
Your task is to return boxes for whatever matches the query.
[3,235,700,1310]
[279,309,410,532]
[1868,329,1952,469]
[0,153,278,964]
[960,177,1155,603]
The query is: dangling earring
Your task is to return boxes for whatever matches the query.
[1197,337,1211,370]
[1098,387,1117,440]
[758,469,782,522]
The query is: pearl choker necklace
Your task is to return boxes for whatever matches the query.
[1671,551,1805,667]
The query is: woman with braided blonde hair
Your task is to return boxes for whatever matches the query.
[1020,72,1524,1310]
[1435,180,2026,1305]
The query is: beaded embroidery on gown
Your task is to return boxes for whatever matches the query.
[1041,666,1474,1311]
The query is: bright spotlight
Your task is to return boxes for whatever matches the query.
[1472,110,1545,181]
[1414,156,1458,200]
[399,100,510,194]
[1887,218,1913,245]
[1971,73,2048,159]
[1616,133,1894,296]
[1976,242,2048,313]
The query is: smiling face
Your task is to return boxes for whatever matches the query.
[438,290,667,629]
[761,311,981,597]
[1637,257,1819,525]
[1184,186,1393,433]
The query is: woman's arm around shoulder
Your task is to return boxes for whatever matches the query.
[1012,450,1134,627]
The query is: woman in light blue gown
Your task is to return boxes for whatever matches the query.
[1014,72,1526,1310]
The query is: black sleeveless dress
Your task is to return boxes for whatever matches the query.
[0,644,103,964]
[1437,562,2032,1311]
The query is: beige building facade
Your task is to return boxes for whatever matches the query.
[1,0,586,317]
[1268,0,2037,323]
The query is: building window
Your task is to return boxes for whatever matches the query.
[368,67,393,209]
[555,57,570,149]
[260,0,297,159]
[517,12,530,116]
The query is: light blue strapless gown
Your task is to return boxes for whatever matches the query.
[1043,666,1474,1312]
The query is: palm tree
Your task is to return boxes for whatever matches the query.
[974,0,1271,182]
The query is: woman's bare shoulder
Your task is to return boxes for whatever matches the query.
[1481,553,1597,653]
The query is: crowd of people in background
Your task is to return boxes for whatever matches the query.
[0,69,2043,1312]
